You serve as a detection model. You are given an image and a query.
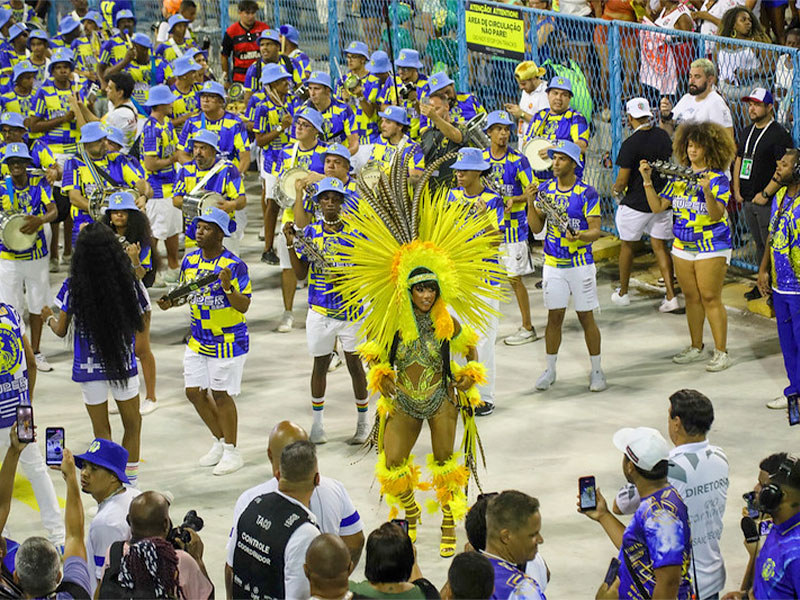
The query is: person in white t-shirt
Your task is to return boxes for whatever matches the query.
[224,421,365,593]
[660,58,735,140]
[505,60,549,148]
[73,438,141,594]
[613,389,729,600]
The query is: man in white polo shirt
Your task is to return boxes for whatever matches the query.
[613,389,729,600]
[224,421,365,592]
[74,438,141,594]
[660,59,734,141]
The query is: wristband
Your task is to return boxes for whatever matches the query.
[223,287,233,294]
[643,181,653,188]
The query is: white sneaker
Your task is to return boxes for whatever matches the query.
[49,259,59,273]
[60,254,71,266]
[535,369,556,390]
[705,349,732,372]
[504,327,537,346]
[659,296,680,313]
[213,446,244,476]
[310,422,328,444]
[328,352,343,372]
[346,421,370,445]
[672,345,705,364]
[276,311,293,333]
[198,439,224,467]
[34,352,53,372]
[611,289,631,306]
[140,399,158,415]
[152,273,167,288]
[589,369,608,392]
[767,396,789,409]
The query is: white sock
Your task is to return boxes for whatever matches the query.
[590,355,602,372]
[222,441,236,453]
[356,400,368,425]
[546,353,558,372]
[312,398,325,426]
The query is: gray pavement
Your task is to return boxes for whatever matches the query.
[8,191,794,597]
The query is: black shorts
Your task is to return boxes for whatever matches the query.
[53,187,71,223]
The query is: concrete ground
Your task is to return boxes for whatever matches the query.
[7,186,795,598]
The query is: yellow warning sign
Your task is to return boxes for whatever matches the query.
[465,1,525,60]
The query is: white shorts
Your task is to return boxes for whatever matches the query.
[615,204,673,242]
[183,346,247,396]
[306,309,361,356]
[80,377,139,406]
[145,197,183,240]
[0,257,51,315]
[136,280,152,313]
[671,247,732,264]
[501,241,534,276]
[276,230,292,269]
[542,263,599,311]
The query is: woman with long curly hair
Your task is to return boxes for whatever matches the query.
[102,192,161,415]
[41,219,145,485]
[639,121,737,372]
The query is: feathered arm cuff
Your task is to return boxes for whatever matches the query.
[451,361,487,408]
[450,324,479,357]
[358,340,387,364]
[367,362,395,396]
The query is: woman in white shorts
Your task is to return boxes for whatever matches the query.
[41,221,144,486]
[639,121,738,372]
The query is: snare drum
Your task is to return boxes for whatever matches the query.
[359,161,383,191]
[277,166,311,209]
[182,192,224,217]
[522,137,554,171]
[0,213,37,252]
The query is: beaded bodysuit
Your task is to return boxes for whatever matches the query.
[394,310,448,420]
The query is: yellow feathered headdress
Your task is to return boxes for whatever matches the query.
[331,152,507,352]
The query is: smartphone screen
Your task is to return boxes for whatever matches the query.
[16,405,33,443]
[604,557,621,586]
[390,518,409,535]
[579,476,597,511]
[789,394,800,426]
[45,428,65,466]
[743,491,760,519]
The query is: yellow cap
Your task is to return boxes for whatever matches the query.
[514,61,546,81]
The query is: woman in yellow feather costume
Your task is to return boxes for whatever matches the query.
[330,150,506,558]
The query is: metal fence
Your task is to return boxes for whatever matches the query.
[43,0,800,271]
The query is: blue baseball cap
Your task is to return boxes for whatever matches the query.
[547,139,583,167]
[195,207,235,237]
[546,76,573,95]
[192,129,220,152]
[367,50,391,74]
[13,60,38,82]
[49,48,74,71]
[379,105,410,126]
[145,83,178,106]
[261,63,291,85]
[81,10,103,26]
[107,191,139,211]
[280,24,299,45]
[295,108,324,135]
[396,48,423,70]
[26,29,48,49]
[307,71,332,89]
[0,9,11,30]
[344,40,369,58]
[172,56,201,77]
[2,143,32,162]
[314,176,346,199]
[259,29,280,44]
[743,87,774,105]
[167,13,189,31]
[0,112,26,129]
[57,15,80,36]
[8,23,27,41]
[484,110,514,131]
[114,9,136,26]
[131,32,151,49]
[74,438,130,484]
[200,80,226,101]
[427,71,454,95]
[452,147,490,171]
[80,122,108,144]
[105,126,126,148]
[325,142,351,163]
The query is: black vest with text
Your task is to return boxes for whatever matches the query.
[231,492,312,600]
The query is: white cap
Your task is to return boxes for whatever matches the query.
[626,97,653,119]
[613,427,669,471]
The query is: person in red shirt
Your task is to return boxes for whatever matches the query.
[220,0,268,87]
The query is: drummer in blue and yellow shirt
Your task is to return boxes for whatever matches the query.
[283,177,369,444]
[523,77,589,181]
[296,71,358,154]
[369,106,424,180]
[335,41,376,150]
[394,49,429,142]
[419,72,486,135]
[529,140,605,393]
[97,9,135,83]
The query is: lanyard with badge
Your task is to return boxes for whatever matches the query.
[740,121,772,180]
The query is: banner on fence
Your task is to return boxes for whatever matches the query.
[464,1,525,60]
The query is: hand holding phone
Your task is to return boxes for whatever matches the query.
[16,406,34,443]
[390,518,409,536]
[45,428,65,466]
[579,476,598,511]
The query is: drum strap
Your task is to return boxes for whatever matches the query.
[4,176,14,210]
[192,160,229,197]
[290,142,300,168]
[535,109,550,138]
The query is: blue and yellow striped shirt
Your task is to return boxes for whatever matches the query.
[295,98,354,146]
[769,188,800,294]
[370,135,424,174]
[169,83,200,135]
[483,147,533,244]
[661,170,731,253]
[0,175,52,260]
[142,116,179,199]
[538,177,600,268]
[32,78,90,155]
[179,111,248,168]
